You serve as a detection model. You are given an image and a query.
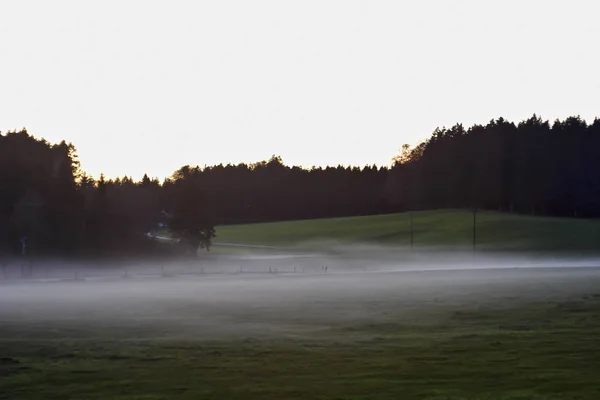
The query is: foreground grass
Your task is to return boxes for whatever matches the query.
[2,275,600,399]
[215,209,600,253]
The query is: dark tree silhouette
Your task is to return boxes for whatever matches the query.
[167,166,216,253]
[1,115,599,258]
[388,115,600,218]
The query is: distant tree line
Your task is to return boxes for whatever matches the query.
[387,115,600,217]
[180,157,393,224]
[1,115,598,256]
[0,130,82,256]
[0,129,392,257]
[0,129,212,257]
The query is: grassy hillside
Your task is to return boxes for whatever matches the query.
[215,209,600,253]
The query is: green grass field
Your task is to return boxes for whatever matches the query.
[214,210,600,253]
[1,268,600,399]
[3,210,600,399]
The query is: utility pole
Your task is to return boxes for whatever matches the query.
[409,211,414,250]
[473,207,477,251]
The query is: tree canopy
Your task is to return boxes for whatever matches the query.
[1,115,599,257]
[389,115,600,217]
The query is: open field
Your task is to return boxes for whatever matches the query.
[2,210,600,399]
[2,265,600,399]
[214,210,600,253]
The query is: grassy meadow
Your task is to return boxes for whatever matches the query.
[214,210,600,253]
[2,210,600,399]
[2,267,600,399]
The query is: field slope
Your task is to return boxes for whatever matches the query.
[215,209,600,253]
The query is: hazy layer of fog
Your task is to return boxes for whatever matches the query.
[3,242,600,281]
[2,244,600,341]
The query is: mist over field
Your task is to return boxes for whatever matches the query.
[2,245,600,340]
[3,241,600,280]
[3,241,600,399]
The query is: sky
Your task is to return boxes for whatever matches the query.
[1,1,599,180]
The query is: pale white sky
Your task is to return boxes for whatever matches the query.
[1,1,599,180]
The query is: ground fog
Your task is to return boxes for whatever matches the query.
[2,245,600,341]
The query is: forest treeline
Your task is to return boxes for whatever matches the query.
[0,130,211,257]
[389,115,600,217]
[1,114,598,256]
